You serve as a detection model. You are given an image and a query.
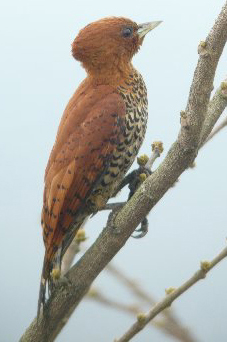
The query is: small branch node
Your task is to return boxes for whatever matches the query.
[220,81,227,97]
[198,40,210,57]
[189,161,196,169]
[137,154,149,166]
[151,141,164,154]
[137,312,146,326]
[145,141,163,171]
[75,228,87,243]
[200,40,207,48]
[51,268,61,280]
[139,173,147,182]
[87,288,99,298]
[200,260,211,272]
[180,110,190,130]
[165,287,176,295]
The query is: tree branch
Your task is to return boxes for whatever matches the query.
[87,288,196,342]
[115,246,227,342]
[199,79,227,146]
[20,2,227,341]
[61,227,87,276]
[103,265,197,342]
[201,115,227,147]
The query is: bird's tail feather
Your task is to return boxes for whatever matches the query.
[37,219,86,319]
[37,254,49,319]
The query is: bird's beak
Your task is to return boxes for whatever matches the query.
[137,21,162,39]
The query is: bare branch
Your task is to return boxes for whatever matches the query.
[201,115,227,147]
[106,264,155,306]
[87,288,195,342]
[88,288,141,314]
[115,246,227,342]
[105,265,197,342]
[199,79,227,146]
[20,3,227,341]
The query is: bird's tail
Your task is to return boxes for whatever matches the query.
[37,218,87,319]
[37,248,62,319]
[37,254,49,319]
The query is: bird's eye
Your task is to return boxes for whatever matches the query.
[122,27,133,38]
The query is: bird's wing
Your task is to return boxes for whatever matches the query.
[42,85,125,266]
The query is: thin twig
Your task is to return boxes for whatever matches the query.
[145,141,164,170]
[63,232,196,342]
[106,263,155,305]
[115,246,227,342]
[199,79,227,146]
[87,288,194,342]
[61,238,80,276]
[201,116,227,147]
[61,227,87,275]
[104,265,197,342]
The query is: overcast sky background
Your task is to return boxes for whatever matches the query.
[1,0,227,341]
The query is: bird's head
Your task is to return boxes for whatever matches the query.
[72,17,161,77]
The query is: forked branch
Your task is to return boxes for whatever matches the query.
[20,2,227,341]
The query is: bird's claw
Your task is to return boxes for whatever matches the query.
[131,217,148,239]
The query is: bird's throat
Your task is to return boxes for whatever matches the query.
[87,61,134,86]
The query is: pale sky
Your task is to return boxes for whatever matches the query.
[0,0,227,341]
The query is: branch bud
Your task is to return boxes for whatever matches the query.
[137,154,149,166]
[75,229,87,243]
[165,287,176,295]
[51,268,61,280]
[198,41,209,56]
[220,81,227,97]
[200,260,211,271]
[137,313,146,325]
[139,173,147,182]
[152,141,164,154]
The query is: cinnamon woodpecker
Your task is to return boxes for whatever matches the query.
[38,17,161,315]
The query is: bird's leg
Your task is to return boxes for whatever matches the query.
[102,202,126,211]
[101,170,140,212]
[103,142,163,238]
[112,170,138,197]
[131,142,163,238]
[127,168,150,238]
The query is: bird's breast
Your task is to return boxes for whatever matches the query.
[89,71,148,205]
[115,71,148,173]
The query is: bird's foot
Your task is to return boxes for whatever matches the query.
[102,202,126,211]
[131,217,148,239]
